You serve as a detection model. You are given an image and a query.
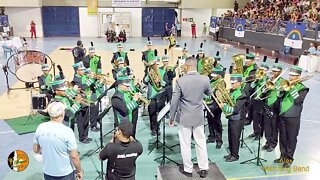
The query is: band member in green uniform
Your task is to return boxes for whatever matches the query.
[213,51,225,70]
[160,49,178,103]
[250,56,269,140]
[112,57,131,80]
[112,42,130,68]
[262,59,284,152]
[242,53,259,134]
[72,62,94,144]
[83,42,102,74]
[142,37,155,84]
[111,76,140,137]
[178,43,189,77]
[144,52,167,136]
[204,68,225,149]
[196,43,205,74]
[38,63,53,102]
[50,80,82,129]
[221,74,247,162]
[274,66,309,168]
[164,33,176,49]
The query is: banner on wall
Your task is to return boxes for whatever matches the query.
[0,15,9,26]
[87,0,98,15]
[209,16,217,33]
[235,18,245,37]
[284,22,306,49]
[112,0,141,7]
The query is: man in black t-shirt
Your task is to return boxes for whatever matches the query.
[72,40,86,64]
[99,121,143,180]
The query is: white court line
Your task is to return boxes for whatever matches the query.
[302,119,320,124]
[0,130,14,134]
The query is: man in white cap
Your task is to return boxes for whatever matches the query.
[33,101,83,180]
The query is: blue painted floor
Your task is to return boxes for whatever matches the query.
[0,37,319,180]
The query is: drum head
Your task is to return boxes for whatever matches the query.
[6,50,53,83]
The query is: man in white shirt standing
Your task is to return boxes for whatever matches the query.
[33,101,83,180]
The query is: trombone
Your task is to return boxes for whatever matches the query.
[250,68,288,99]
[280,75,313,91]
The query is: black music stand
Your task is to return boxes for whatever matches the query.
[240,99,267,174]
[240,127,253,154]
[154,110,179,165]
[148,89,174,155]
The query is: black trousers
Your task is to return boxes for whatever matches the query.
[279,116,301,161]
[148,98,165,131]
[207,107,223,143]
[132,108,139,138]
[264,112,279,148]
[228,119,244,158]
[177,30,181,37]
[77,107,90,141]
[44,171,75,180]
[89,103,99,128]
[165,85,173,103]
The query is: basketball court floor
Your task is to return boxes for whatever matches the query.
[0,37,319,180]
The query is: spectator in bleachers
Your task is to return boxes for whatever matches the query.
[305,42,316,55]
[314,46,320,56]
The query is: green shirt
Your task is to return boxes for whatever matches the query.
[266,77,284,107]
[117,89,138,122]
[280,83,305,115]
[89,55,101,74]
[223,87,242,114]
[197,58,203,74]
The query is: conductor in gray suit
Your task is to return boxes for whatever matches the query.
[169,56,212,178]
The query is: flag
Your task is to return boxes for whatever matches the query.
[235,18,245,38]
[87,0,98,15]
[210,16,217,33]
[284,22,306,49]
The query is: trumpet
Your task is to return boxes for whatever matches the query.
[255,69,266,80]
[280,75,312,91]
[130,92,150,106]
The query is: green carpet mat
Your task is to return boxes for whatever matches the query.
[5,115,49,135]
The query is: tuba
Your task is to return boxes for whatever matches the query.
[147,60,162,91]
[280,75,312,91]
[201,57,215,76]
[231,54,245,74]
[211,79,234,115]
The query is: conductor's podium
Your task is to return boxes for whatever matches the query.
[299,55,320,72]
[157,163,226,180]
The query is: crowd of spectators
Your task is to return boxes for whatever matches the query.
[223,0,319,30]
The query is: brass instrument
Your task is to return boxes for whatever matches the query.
[201,57,215,76]
[280,75,312,91]
[130,92,150,106]
[95,73,113,85]
[147,60,162,91]
[210,79,234,115]
[231,54,245,74]
[255,69,266,80]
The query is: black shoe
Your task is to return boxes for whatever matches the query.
[80,139,90,144]
[197,170,208,178]
[244,119,251,125]
[178,166,192,177]
[248,133,256,138]
[262,144,269,150]
[91,127,99,132]
[274,157,284,163]
[206,138,215,143]
[151,130,157,136]
[216,142,223,149]
[225,155,239,162]
[223,154,231,159]
[86,137,92,141]
[283,162,292,168]
[266,146,274,152]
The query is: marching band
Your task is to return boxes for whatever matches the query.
[36,39,309,168]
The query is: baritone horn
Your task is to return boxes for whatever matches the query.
[280,75,312,91]
[231,54,245,74]
[211,79,234,116]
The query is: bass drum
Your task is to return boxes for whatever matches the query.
[6,50,53,83]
